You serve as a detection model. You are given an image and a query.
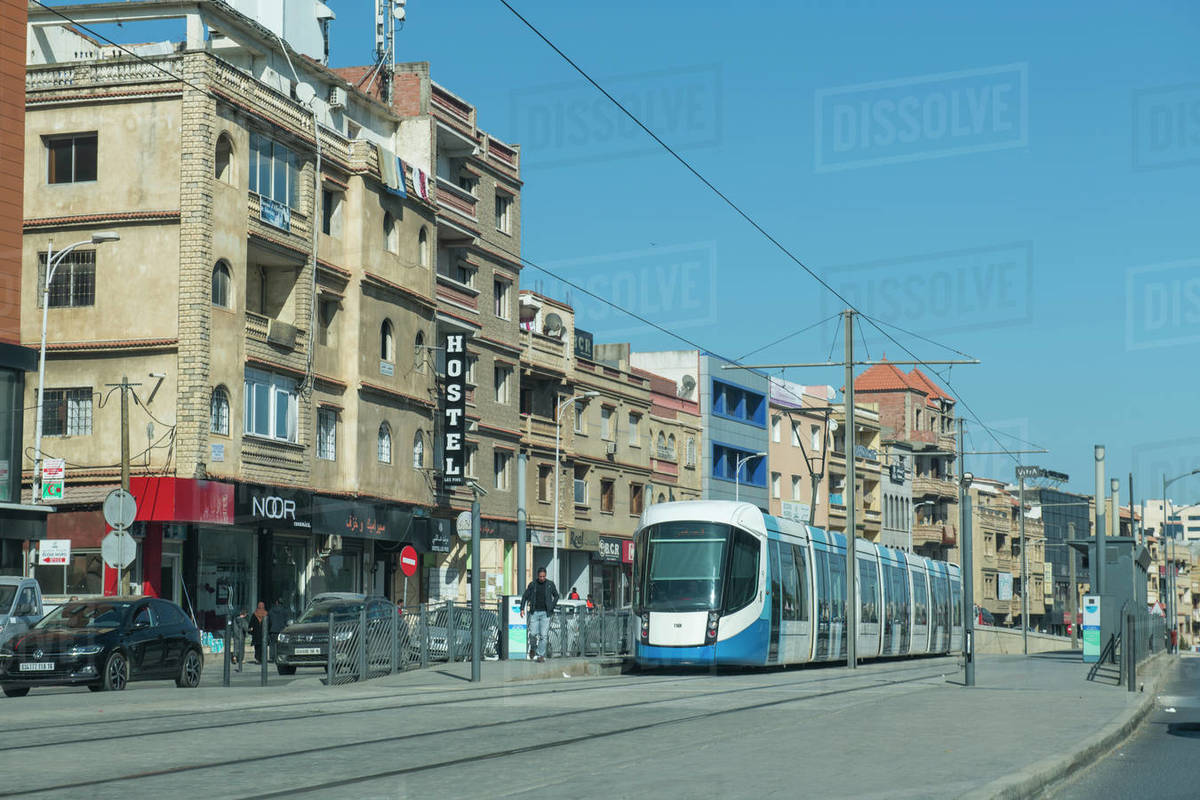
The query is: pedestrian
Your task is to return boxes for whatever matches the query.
[231,609,249,672]
[586,594,595,610]
[268,598,287,662]
[568,588,580,600]
[520,567,559,663]
[249,601,268,664]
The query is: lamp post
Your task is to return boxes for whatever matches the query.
[34,233,120,503]
[734,451,766,502]
[1162,468,1199,650]
[553,391,599,587]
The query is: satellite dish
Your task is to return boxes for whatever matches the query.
[828,418,839,432]
[295,83,316,105]
[679,374,696,398]
[544,313,563,336]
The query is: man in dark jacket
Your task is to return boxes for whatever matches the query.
[268,599,288,662]
[520,567,559,662]
[230,609,249,672]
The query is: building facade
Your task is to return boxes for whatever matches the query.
[968,478,1050,629]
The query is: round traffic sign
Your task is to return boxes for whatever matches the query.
[455,510,472,535]
[103,489,138,530]
[399,545,418,578]
[101,530,138,569]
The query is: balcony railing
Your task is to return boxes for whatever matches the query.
[912,475,958,498]
[913,522,955,547]
[523,413,558,449]
[27,55,184,90]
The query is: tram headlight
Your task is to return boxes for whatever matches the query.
[640,614,649,644]
[705,611,719,643]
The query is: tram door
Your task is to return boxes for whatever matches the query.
[778,543,810,663]
[911,568,930,654]
[768,540,782,664]
[856,555,881,659]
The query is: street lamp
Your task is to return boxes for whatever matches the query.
[553,391,599,587]
[33,232,120,503]
[1161,468,1199,650]
[734,451,766,502]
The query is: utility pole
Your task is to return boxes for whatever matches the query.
[843,309,857,669]
[958,417,974,686]
[105,376,139,595]
[1068,522,1077,646]
[1019,472,1027,655]
[1128,472,1137,623]
[1094,446,1106,597]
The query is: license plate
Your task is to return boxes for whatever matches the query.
[19,662,54,672]
[294,647,321,656]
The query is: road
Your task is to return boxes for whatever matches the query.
[1052,653,1200,800]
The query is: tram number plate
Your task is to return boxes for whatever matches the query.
[295,647,321,656]
[19,662,54,671]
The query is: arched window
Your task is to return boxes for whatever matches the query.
[657,493,666,504]
[686,437,696,467]
[215,132,233,183]
[418,226,429,267]
[210,386,230,436]
[414,330,425,372]
[377,422,392,464]
[657,431,666,450]
[380,320,394,362]
[384,212,398,253]
[668,433,676,456]
[211,261,232,308]
[412,430,424,468]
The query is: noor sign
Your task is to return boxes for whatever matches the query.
[442,333,467,487]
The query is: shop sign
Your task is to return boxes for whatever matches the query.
[574,328,594,360]
[530,529,558,548]
[41,458,65,501]
[780,501,810,524]
[442,333,467,488]
[132,477,234,525]
[427,518,452,553]
[479,518,517,541]
[622,540,635,564]
[597,536,623,562]
[235,483,311,530]
[38,539,71,566]
[563,530,601,551]
[312,496,414,544]
[890,464,906,483]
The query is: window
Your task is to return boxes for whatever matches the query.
[574,403,585,434]
[494,450,511,490]
[628,412,641,445]
[210,386,230,436]
[414,331,426,372]
[317,298,338,347]
[601,407,613,440]
[46,133,97,184]
[711,379,766,427]
[771,472,781,498]
[668,433,676,457]
[384,211,398,253]
[538,464,552,502]
[493,279,510,319]
[437,247,476,288]
[322,189,343,236]
[573,465,588,505]
[215,133,233,183]
[631,483,644,515]
[34,551,102,595]
[686,437,697,467]
[317,408,337,461]
[248,132,300,207]
[600,479,614,513]
[418,227,429,267]
[412,430,425,469]
[380,320,394,362]
[41,388,92,437]
[495,192,512,233]
[211,261,232,308]
[811,425,821,451]
[772,415,781,443]
[711,443,766,486]
[38,250,95,308]
[465,443,477,478]
[243,369,298,442]
[724,529,760,612]
[377,422,392,463]
[494,364,511,404]
[791,544,810,621]
[792,475,802,501]
[465,354,477,385]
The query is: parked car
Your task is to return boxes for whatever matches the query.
[410,605,499,662]
[0,577,43,647]
[275,595,396,675]
[0,596,202,696]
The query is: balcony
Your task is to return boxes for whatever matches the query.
[522,413,558,451]
[436,177,478,222]
[913,522,956,548]
[938,433,957,453]
[912,474,958,499]
[246,311,307,371]
[519,329,567,374]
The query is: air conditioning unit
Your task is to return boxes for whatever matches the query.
[328,85,348,109]
[267,319,299,349]
[605,441,617,456]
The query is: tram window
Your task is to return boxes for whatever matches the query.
[858,559,879,624]
[724,529,759,613]
[913,574,928,626]
[950,578,961,627]
[829,556,846,623]
[792,545,809,621]
[814,549,829,622]
[780,544,799,621]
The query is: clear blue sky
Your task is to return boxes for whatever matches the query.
[51,0,1200,502]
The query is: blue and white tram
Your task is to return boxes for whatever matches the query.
[632,501,963,667]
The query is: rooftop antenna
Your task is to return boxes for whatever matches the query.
[373,0,407,103]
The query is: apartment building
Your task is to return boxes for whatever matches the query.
[637,365,702,508]
[1026,486,1091,636]
[855,359,958,560]
[21,1,451,625]
[968,478,1049,629]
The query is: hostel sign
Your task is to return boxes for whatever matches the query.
[442,333,467,487]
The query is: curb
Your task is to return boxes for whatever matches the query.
[960,651,1173,800]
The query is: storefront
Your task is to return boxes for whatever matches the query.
[592,536,633,610]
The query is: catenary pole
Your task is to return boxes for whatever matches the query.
[958,417,974,686]
[844,309,857,669]
[1019,472,1027,655]
[1094,446,1106,598]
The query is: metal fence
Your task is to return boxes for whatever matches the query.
[1087,604,1167,691]
[543,608,635,658]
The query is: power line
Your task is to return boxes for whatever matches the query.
[735,314,840,362]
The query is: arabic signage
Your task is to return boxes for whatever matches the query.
[424,518,452,553]
[260,196,291,231]
[479,518,518,541]
[530,529,558,547]
[574,328,594,361]
[442,333,467,487]
[38,539,71,566]
[312,497,415,544]
[234,482,311,530]
[41,458,65,501]
[854,445,877,461]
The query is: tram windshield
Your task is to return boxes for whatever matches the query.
[636,522,759,613]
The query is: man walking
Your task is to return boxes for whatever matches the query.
[520,567,559,662]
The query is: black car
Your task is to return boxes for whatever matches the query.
[275,595,396,675]
[0,597,203,696]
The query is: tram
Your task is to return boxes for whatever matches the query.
[632,501,963,667]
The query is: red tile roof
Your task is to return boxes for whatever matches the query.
[909,368,953,404]
[855,359,919,393]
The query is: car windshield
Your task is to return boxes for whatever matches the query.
[297,602,362,624]
[35,601,131,630]
[0,585,16,612]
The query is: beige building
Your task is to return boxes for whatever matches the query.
[968,478,1050,628]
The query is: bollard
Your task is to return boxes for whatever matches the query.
[390,603,399,675]
[223,616,232,687]
[326,612,335,686]
[260,619,268,687]
[445,600,455,663]
[358,602,368,681]
[419,603,429,669]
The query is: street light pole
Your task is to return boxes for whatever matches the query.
[734,451,766,502]
[1019,472,1027,655]
[33,233,120,503]
[1161,468,1199,650]
[958,417,974,686]
[553,391,599,588]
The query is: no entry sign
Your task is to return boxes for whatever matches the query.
[399,544,418,578]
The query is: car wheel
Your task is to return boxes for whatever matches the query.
[2,685,29,698]
[276,664,296,675]
[102,651,129,691]
[175,649,203,688]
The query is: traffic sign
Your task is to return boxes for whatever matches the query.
[456,510,472,535]
[399,545,418,578]
[103,489,138,530]
[101,530,137,569]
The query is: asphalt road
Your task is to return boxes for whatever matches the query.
[1052,653,1200,800]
